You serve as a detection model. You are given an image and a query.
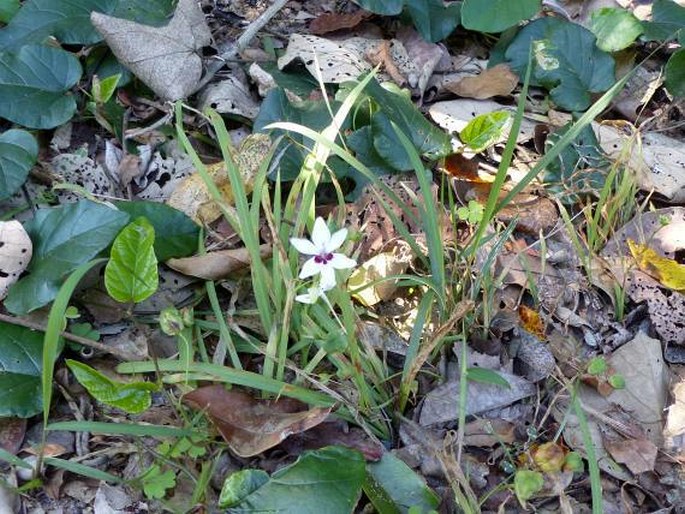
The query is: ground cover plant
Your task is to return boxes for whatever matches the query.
[0,0,685,512]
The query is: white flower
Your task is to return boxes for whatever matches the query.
[295,285,326,304]
[290,217,356,291]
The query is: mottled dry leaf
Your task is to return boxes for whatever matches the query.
[365,39,408,86]
[664,380,685,451]
[166,244,271,280]
[446,64,518,100]
[348,241,413,306]
[463,419,515,447]
[0,417,26,454]
[183,385,332,457]
[0,220,32,300]
[91,0,211,100]
[167,134,271,224]
[309,10,372,35]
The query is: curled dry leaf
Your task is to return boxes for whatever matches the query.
[0,220,32,300]
[347,241,413,306]
[183,385,332,458]
[166,244,272,280]
[91,0,211,101]
[445,64,519,100]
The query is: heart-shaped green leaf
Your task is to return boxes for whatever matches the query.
[4,200,129,315]
[590,7,643,52]
[226,446,366,513]
[0,321,47,417]
[66,359,158,414]
[105,217,159,303]
[462,0,540,33]
[666,49,685,97]
[113,201,199,261]
[0,44,81,129]
[405,0,461,42]
[505,17,615,111]
[0,0,116,50]
[0,129,38,201]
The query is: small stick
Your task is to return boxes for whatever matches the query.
[0,312,133,360]
[191,0,290,95]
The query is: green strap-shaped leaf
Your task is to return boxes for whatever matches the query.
[66,359,158,414]
[0,129,38,200]
[105,216,159,303]
[0,44,82,129]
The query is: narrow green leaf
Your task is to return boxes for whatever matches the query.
[48,420,196,438]
[44,456,122,483]
[66,359,158,414]
[105,217,159,303]
[467,367,511,388]
[459,110,512,152]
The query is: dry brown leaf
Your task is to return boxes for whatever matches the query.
[166,244,271,280]
[347,241,413,306]
[365,39,407,86]
[445,64,518,100]
[0,220,32,300]
[183,385,332,458]
[91,0,211,101]
[167,134,271,225]
[603,434,658,474]
[0,418,26,455]
[309,10,372,35]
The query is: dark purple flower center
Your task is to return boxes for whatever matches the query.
[314,252,334,264]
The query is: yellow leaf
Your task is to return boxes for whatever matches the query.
[627,239,685,292]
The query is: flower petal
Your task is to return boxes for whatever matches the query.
[299,257,322,279]
[329,253,357,270]
[326,228,348,253]
[311,217,331,251]
[295,287,323,304]
[290,237,318,255]
[319,266,337,291]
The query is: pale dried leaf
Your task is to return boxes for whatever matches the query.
[166,244,271,280]
[199,75,260,119]
[348,241,413,306]
[91,0,211,101]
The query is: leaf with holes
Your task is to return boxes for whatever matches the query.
[0,129,38,201]
[105,217,159,303]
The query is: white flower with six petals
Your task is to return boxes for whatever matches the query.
[290,217,356,293]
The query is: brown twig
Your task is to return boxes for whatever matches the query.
[0,312,133,360]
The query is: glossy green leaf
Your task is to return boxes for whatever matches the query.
[0,0,116,50]
[227,446,366,513]
[4,200,129,315]
[405,0,461,42]
[0,129,38,201]
[353,0,404,15]
[219,470,270,508]
[66,359,158,414]
[113,201,199,261]
[0,0,19,23]
[114,0,176,25]
[365,452,440,513]
[105,217,159,303]
[665,49,685,97]
[363,79,452,159]
[461,0,540,33]
[505,17,615,111]
[0,44,81,129]
[372,112,413,170]
[467,367,511,388]
[590,8,643,52]
[459,111,512,152]
[0,322,45,417]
